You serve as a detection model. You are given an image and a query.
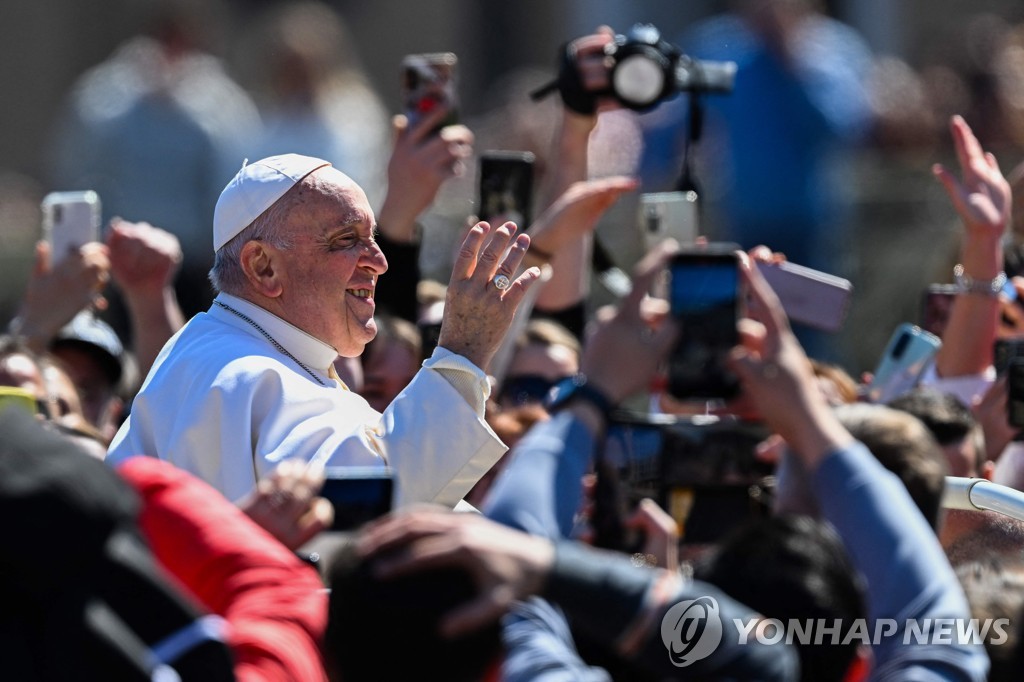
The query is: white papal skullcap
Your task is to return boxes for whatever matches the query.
[213,154,331,252]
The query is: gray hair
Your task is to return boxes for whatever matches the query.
[208,193,297,295]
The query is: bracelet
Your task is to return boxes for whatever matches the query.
[953,264,1007,297]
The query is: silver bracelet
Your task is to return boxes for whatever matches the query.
[953,264,1007,296]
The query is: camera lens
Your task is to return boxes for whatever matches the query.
[613,54,666,107]
[891,332,911,360]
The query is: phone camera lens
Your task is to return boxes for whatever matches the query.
[891,332,910,360]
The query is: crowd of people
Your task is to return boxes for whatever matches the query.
[6,1,1024,680]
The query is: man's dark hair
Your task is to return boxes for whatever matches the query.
[325,542,503,682]
[888,387,979,446]
[695,515,865,682]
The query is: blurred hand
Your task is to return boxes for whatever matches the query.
[729,257,853,465]
[437,222,542,371]
[377,107,474,242]
[528,176,638,257]
[972,377,1017,464]
[932,115,1011,240]
[106,219,182,297]
[357,507,555,638]
[623,498,680,570]
[239,459,334,550]
[17,240,109,346]
[581,240,680,404]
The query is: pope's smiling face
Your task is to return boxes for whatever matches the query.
[271,168,388,357]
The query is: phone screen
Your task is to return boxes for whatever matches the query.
[667,250,740,400]
[401,53,458,133]
[478,151,535,229]
[320,468,394,531]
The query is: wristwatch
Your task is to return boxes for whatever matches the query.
[544,373,614,422]
[953,264,1008,297]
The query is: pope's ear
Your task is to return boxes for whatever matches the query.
[240,241,284,298]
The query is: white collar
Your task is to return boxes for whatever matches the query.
[210,292,340,375]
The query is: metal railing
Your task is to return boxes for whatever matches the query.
[942,477,1024,522]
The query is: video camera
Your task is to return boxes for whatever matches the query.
[603,413,773,546]
[533,24,736,113]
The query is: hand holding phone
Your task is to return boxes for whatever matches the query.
[667,244,742,400]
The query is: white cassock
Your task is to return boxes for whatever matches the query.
[107,292,506,506]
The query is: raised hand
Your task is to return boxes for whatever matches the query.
[106,218,182,298]
[437,222,542,371]
[16,239,109,349]
[376,106,474,242]
[932,115,1011,239]
[527,176,638,258]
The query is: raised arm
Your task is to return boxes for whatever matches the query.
[933,115,1012,379]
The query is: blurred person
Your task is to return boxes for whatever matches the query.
[497,319,581,409]
[0,408,237,681]
[359,313,421,412]
[235,1,389,207]
[888,387,990,479]
[107,153,542,510]
[48,0,260,319]
[639,0,872,275]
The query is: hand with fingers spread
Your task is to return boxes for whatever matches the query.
[239,458,334,550]
[437,221,543,371]
[15,240,110,352]
[376,106,474,243]
[933,115,1011,240]
[357,507,555,638]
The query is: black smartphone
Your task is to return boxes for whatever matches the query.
[478,151,535,229]
[995,339,1024,378]
[1009,359,1024,429]
[667,245,742,400]
[401,52,458,133]
[320,467,394,532]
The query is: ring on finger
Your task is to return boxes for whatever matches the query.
[492,274,511,291]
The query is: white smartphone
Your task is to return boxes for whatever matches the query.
[865,323,942,404]
[758,260,853,333]
[639,191,698,249]
[41,190,101,264]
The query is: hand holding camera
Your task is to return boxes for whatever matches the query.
[532,24,736,115]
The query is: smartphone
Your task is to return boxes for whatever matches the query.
[0,386,39,416]
[758,260,853,333]
[478,151,535,229]
[1009,359,1024,428]
[667,245,742,400]
[401,52,458,133]
[864,324,941,404]
[921,284,958,338]
[41,190,101,264]
[639,191,698,249]
[319,467,394,532]
[995,338,1024,377]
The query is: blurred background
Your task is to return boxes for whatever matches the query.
[2,0,1024,373]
